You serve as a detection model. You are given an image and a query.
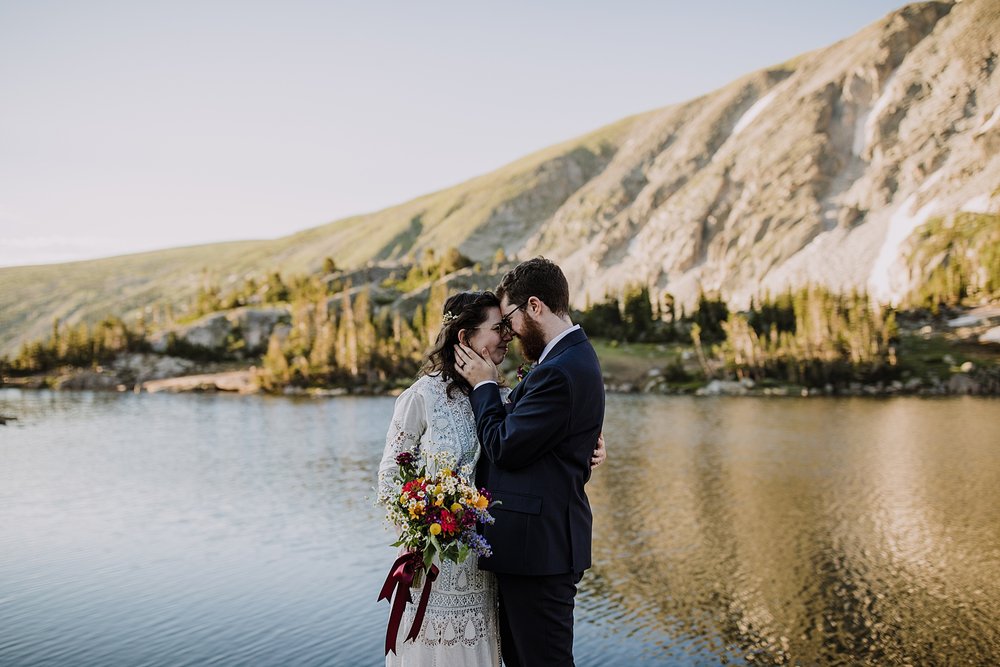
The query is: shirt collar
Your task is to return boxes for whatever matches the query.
[537,324,580,365]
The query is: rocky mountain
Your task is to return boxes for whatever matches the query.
[529,0,999,309]
[2,0,998,356]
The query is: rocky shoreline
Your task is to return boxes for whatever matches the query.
[4,361,998,398]
[618,371,1000,397]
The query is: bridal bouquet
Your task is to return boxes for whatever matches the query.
[376,449,498,654]
[380,449,497,567]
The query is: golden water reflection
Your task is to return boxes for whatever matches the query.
[583,396,1000,665]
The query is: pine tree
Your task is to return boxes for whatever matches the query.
[622,284,653,341]
[309,293,338,378]
[354,288,377,381]
[425,281,448,346]
[259,333,290,391]
[337,286,359,377]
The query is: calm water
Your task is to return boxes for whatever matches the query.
[1,389,998,666]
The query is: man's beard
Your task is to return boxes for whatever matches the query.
[517,315,547,362]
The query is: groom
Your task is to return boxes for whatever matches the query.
[455,257,605,667]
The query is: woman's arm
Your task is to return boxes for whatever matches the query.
[590,431,606,470]
[376,388,427,505]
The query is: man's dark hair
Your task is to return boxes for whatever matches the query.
[496,257,570,316]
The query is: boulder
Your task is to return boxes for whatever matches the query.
[226,306,289,354]
[697,379,748,396]
[142,370,256,394]
[980,326,1000,345]
[179,313,232,350]
[112,353,196,384]
[947,373,979,395]
[55,369,121,390]
[148,306,290,355]
[148,312,232,353]
[947,315,983,328]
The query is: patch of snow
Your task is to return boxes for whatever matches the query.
[732,90,778,137]
[852,106,871,156]
[918,169,944,193]
[868,194,938,305]
[973,105,1000,137]
[862,71,899,153]
[961,193,992,214]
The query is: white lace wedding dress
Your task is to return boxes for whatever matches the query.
[377,374,508,667]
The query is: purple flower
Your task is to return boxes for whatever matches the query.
[473,507,495,525]
[462,530,493,558]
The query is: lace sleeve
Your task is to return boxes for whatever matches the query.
[377,387,427,503]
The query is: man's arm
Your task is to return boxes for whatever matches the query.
[470,364,572,470]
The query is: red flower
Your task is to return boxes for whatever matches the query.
[439,510,458,534]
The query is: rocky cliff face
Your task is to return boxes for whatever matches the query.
[520,0,999,309]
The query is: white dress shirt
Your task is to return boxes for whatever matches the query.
[536,324,580,365]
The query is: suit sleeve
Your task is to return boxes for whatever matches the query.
[470,364,571,470]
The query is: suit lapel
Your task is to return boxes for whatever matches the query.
[536,327,587,367]
[508,327,588,407]
[508,378,528,405]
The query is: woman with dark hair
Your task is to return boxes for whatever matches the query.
[377,290,513,667]
[421,291,512,399]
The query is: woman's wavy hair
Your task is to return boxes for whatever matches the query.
[422,290,501,398]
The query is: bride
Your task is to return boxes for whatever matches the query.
[377,290,604,666]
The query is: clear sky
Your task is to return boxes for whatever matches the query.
[0,0,907,267]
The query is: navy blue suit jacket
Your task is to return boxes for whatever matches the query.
[471,327,605,576]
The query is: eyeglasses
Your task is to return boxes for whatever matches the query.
[470,321,506,335]
[498,301,529,337]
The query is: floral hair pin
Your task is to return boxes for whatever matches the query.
[441,311,459,325]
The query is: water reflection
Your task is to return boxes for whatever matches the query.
[1,390,998,665]
[586,396,1000,665]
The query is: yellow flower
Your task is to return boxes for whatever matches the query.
[450,503,462,513]
[399,493,408,505]
[475,495,489,509]
[429,523,442,536]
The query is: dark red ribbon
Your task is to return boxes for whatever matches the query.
[377,552,440,656]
